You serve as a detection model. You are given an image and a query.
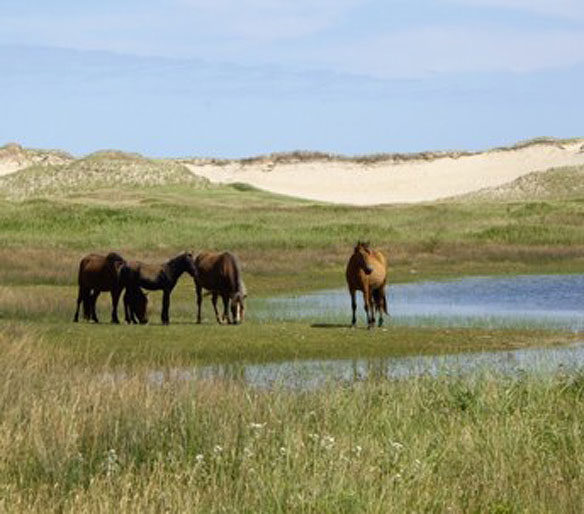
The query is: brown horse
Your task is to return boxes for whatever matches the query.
[194,251,247,324]
[345,242,388,328]
[74,252,126,323]
[120,251,197,325]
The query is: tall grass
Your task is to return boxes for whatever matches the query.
[2,330,584,512]
[1,185,584,293]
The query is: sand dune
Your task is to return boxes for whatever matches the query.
[183,139,584,205]
[3,139,584,204]
[0,143,73,177]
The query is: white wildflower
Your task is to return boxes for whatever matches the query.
[104,448,119,477]
[195,454,204,463]
[391,441,404,451]
[320,435,335,450]
[249,422,266,430]
[213,445,223,455]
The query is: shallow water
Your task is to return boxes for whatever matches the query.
[150,343,584,390]
[134,275,584,389]
[251,274,584,330]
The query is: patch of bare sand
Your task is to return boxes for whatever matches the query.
[0,143,73,177]
[183,140,584,205]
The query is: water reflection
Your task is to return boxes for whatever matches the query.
[252,274,584,330]
[147,343,584,390]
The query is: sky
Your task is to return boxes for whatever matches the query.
[1,0,583,157]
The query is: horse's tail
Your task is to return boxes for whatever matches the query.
[226,252,244,296]
[373,288,389,315]
[82,290,92,320]
[77,258,90,320]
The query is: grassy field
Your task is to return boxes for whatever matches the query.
[1,182,584,293]
[1,167,584,511]
[2,330,584,512]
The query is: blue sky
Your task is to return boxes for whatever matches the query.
[1,0,583,157]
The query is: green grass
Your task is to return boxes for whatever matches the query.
[0,183,583,294]
[2,171,584,511]
[2,330,584,512]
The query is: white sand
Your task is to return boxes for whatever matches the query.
[184,141,584,205]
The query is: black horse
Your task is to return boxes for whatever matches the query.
[120,251,197,325]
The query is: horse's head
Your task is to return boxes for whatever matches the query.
[179,251,199,279]
[230,283,247,324]
[133,290,149,325]
[354,241,374,275]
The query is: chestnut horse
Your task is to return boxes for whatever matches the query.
[74,252,126,323]
[120,251,197,325]
[194,251,246,324]
[345,242,388,328]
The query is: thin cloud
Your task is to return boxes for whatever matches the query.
[445,0,584,18]
[300,26,584,78]
[177,0,365,39]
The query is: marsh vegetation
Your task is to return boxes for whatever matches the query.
[1,161,584,511]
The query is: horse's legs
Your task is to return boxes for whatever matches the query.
[221,294,230,324]
[377,295,384,327]
[195,283,203,324]
[123,290,136,324]
[73,286,83,322]
[110,287,121,324]
[373,288,384,327]
[350,289,357,327]
[161,289,170,325]
[211,292,222,324]
[90,290,100,323]
[123,291,131,323]
[362,286,374,329]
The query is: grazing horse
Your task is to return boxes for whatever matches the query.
[120,251,197,325]
[345,242,388,328]
[194,251,247,324]
[73,252,126,323]
[123,287,149,325]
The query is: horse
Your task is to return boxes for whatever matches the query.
[73,252,126,323]
[345,241,388,328]
[123,287,149,325]
[120,251,197,325]
[194,251,247,324]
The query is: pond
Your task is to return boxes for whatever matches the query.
[251,274,584,331]
[150,343,584,390]
[135,275,584,389]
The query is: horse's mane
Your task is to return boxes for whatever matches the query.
[354,241,371,251]
[105,251,125,263]
[163,251,188,280]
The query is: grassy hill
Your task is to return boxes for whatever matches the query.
[0,150,208,199]
[0,142,73,169]
[453,164,584,202]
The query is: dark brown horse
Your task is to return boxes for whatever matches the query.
[123,287,149,325]
[120,251,197,325]
[346,242,388,328]
[194,251,247,324]
[74,252,126,323]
